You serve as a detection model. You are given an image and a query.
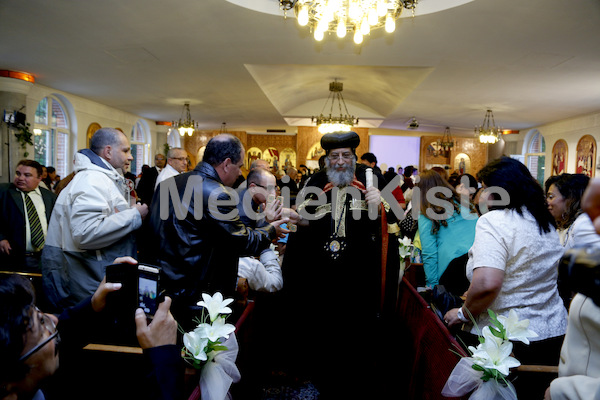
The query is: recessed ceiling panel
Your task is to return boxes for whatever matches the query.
[245,64,434,122]
[226,0,475,18]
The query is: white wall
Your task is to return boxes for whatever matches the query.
[507,111,600,182]
[25,84,163,174]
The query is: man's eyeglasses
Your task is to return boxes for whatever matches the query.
[19,307,60,362]
[172,157,187,161]
[327,152,354,161]
[253,183,277,192]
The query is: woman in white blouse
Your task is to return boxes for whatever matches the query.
[444,157,567,399]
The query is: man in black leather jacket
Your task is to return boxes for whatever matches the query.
[149,134,289,329]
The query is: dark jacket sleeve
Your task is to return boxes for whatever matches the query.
[57,296,98,349]
[143,345,185,400]
[58,298,184,400]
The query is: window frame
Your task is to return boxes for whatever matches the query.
[33,96,71,179]
[524,130,546,187]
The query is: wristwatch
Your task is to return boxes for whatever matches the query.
[457,307,469,323]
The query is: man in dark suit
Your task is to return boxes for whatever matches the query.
[0,159,56,272]
[135,153,166,205]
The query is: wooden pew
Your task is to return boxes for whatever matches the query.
[395,276,469,400]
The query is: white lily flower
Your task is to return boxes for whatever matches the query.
[399,236,413,258]
[197,292,234,322]
[399,247,412,258]
[400,236,412,247]
[183,330,209,361]
[497,309,539,345]
[469,326,520,376]
[196,317,236,342]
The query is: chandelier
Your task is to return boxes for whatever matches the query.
[475,109,501,144]
[279,0,418,44]
[173,103,197,137]
[439,126,454,153]
[312,80,359,134]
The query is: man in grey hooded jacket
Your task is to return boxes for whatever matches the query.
[42,128,148,311]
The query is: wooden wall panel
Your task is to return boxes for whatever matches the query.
[420,136,488,176]
[297,126,370,168]
[182,127,370,174]
[183,130,247,167]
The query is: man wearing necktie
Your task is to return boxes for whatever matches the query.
[0,159,56,272]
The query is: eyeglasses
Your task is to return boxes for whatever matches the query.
[172,157,187,161]
[253,183,276,192]
[19,307,61,362]
[327,152,354,161]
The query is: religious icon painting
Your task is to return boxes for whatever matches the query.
[87,122,101,148]
[197,146,206,163]
[551,139,568,176]
[246,147,263,170]
[263,147,280,173]
[307,141,325,160]
[453,153,471,174]
[280,148,296,170]
[576,135,596,178]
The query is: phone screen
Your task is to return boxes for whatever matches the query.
[138,265,160,316]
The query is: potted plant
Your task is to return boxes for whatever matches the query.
[14,120,34,157]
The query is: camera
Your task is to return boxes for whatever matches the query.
[558,246,600,306]
[102,263,163,345]
[105,263,162,317]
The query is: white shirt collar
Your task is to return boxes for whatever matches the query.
[16,186,42,196]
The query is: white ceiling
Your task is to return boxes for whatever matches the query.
[1,0,600,136]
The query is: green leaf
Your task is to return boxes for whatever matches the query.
[471,364,485,372]
[489,326,504,339]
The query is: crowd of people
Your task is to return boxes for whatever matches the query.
[1,126,600,399]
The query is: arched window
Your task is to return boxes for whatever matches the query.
[525,130,546,187]
[33,96,70,179]
[167,127,181,148]
[130,120,150,176]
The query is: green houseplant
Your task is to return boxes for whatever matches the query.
[14,121,34,157]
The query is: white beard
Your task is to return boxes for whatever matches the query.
[325,156,356,187]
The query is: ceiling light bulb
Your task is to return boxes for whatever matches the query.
[385,13,395,32]
[354,29,363,44]
[377,0,387,17]
[316,18,328,32]
[348,1,360,20]
[314,28,324,41]
[368,7,378,25]
[323,6,334,22]
[360,17,370,35]
[337,18,346,37]
[298,5,309,26]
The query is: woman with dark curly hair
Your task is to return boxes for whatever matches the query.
[444,157,567,399]
[545,173,600,250]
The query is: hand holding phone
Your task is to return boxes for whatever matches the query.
[105,262,162,318]
[137,265,160,317]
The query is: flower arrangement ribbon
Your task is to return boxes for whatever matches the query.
[199,333,241,400]
[182,292,240,400]
[442,358,517,400]
[442,309,538,400]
